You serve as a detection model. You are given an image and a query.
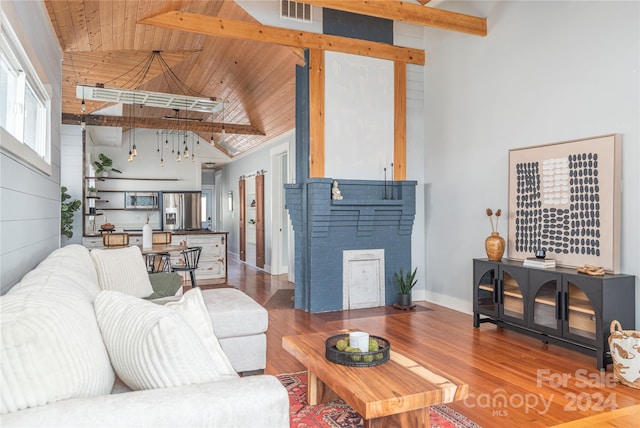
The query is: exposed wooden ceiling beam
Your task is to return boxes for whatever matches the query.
[298,0,487,37]
[62,113,265,136]
[138,11,425,65]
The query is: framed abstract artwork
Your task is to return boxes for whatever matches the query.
[508,134,622,273]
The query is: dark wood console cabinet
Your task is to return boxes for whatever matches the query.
[473,258,635,369]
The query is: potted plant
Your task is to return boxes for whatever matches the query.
[61,186,81,239]
[94,153,122,177]
[394,267,418,307]
[87,186,97,197]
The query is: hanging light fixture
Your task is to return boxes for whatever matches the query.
[221,103,226,141]
[182,100,189,159]
[80,87,86,130]
[160,131,165,167]
[128,98,134,162]
[191,132,196,162]
[75,52,223,114]
[75,51,229,164]
[210,111,215,144]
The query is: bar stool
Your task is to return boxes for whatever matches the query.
[171,246,202,288]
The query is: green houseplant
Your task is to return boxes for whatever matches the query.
[94,153,122,176]
[61,186,81,238]
[394,267,418,307]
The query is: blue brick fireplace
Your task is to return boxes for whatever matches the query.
[285,178,417,312]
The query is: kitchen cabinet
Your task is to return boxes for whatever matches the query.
[473,258,635,369]
[81,236,103,249]
[187,233,227,283]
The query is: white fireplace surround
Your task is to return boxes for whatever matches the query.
[342,249,385,310]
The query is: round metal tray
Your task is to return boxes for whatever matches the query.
[325,334,390,367]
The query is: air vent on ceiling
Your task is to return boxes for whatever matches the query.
[280,0,312,23]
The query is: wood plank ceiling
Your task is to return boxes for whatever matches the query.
[44,0,486,161]
[45,0,303,158]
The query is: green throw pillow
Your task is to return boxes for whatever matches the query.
[145,273,182,299]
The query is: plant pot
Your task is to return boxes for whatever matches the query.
[397,293,412,307]
[485,232,505,261]
[101,171,109,178]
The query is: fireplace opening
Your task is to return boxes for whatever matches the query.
[342,249,385,310]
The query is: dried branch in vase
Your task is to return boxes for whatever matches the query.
[485,208,502,233]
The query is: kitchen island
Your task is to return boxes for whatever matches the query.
[82,230,228,284]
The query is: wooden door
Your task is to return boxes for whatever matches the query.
[239,178,246,262]
[256,173,265,268]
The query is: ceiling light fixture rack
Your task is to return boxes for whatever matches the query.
[76,50,224,165]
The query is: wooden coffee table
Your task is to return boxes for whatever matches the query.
[282,331,468,428]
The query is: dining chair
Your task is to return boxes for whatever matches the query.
[143,252,172,273]
[171,246,202,288]
[103,232,129,248]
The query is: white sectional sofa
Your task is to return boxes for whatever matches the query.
[0,244,289,427]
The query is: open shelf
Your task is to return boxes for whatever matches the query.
[478,284,493,292]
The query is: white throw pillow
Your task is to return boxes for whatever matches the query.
[165,288,238,380]
[1,288,115,414]
[91,246,154,298]
[94,290,222,390]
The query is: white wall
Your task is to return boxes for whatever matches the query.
[0,0,62,293]
[422,1,640,327]
[324,53,394,180]
[60,125,83,245]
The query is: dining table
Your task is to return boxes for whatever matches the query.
[140,244,188,255]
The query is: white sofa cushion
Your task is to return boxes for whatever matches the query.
[90,246,153,298]
[94,290,223,390]
[165,288,238,380]
[14,245,101,299]
[1,281,115,414]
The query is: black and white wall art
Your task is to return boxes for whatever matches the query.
[508,134,622,273]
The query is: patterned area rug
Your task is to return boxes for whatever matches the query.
[278,372,481,428]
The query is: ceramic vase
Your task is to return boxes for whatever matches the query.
[142,220,153,249]
[485,232,505,261]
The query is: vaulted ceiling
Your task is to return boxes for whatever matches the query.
[43,0,485,165]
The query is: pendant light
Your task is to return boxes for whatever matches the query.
[80,87,86,130]
[160,131,165,167]
[221,103,226,141]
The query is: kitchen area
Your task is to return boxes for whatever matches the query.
[77,129,228,284]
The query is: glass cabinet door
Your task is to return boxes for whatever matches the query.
[475,267,497,315]
[565,281,597,343]
[532,280,561,333]
[500,268,527,324]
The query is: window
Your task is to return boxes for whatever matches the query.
[0,12,51,173]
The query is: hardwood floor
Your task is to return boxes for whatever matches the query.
[200,255,640,427]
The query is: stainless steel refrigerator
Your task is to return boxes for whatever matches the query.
[162,191,202,231]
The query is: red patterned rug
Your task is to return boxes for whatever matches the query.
[277,371,481,428]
